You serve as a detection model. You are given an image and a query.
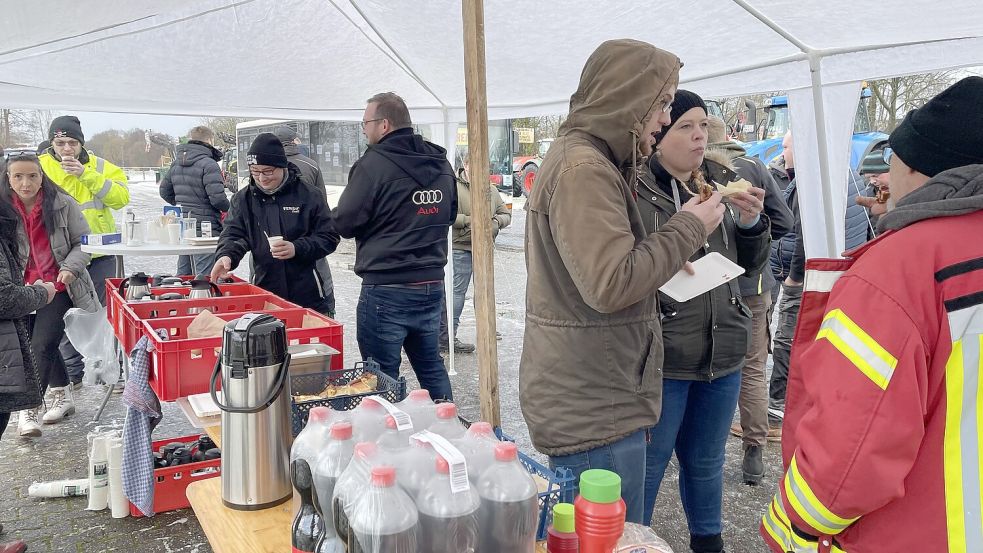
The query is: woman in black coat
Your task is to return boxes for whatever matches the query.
[0,197,55,438]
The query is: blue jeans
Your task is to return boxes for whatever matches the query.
[439,250,473,341]
[548,429,648,524]
[177,253,218,278]
[357,283,453,401]
[643,371,742,535]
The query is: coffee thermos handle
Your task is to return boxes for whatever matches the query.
[209,353,291,414]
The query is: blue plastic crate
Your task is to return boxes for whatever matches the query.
[289,359,406,437]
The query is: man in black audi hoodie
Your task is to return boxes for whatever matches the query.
[211,133,340,314]
[332,92,457,401]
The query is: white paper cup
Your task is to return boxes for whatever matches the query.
[267,235,283,249]
[166,223,181,245]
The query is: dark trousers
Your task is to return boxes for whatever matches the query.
[768,283,803,413]
[30,291,72,394]
[0,411,10,440]
[177,253,218,278]
[356,283,453,401]
[61,254,117,381]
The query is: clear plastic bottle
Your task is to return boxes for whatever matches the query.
[291,407,334,517]
[454,421,500,485]
[416,455,480,553]
[377,415,413,456]
[332,442,380,548]
[312,421,355,553]
[396,389,437,431]
[429,403,467,441]
[349,465,419,553]
[396,438,437,499]
[476,442,539,553]
[291,459,322,553]
[352,398,388,443]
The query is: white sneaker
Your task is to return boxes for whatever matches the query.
[42,386,76,424]
[18,408,42,437]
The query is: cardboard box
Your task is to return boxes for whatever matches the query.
[82,233,122,246]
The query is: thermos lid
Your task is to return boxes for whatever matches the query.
[552,502,576,533]
[579,469,622,504]
[221,313,287,368]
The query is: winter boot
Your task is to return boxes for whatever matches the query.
[453,338,476,353]
[17,408,41,438]
[691,533,725,553]
[742,444,765,485]
[42,387,75,424]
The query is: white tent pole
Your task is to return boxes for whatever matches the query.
[441,110,458,376]
[807,54,840,258]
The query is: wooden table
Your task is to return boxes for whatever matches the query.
[191,426,549,552]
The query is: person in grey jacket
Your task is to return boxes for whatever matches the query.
[706,118,793,485]
[2,155,95,438]
[275,126,336,317]
[159,126,230,276]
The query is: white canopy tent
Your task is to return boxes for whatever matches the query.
[3,0,982,255]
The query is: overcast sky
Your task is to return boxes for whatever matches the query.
[67,111,210,137]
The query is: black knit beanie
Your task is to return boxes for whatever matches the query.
[49,115,85,145]
[246,133,289,168]
[889,76,983,178]
[656,89,707,144]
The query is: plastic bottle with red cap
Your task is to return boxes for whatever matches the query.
[416,455,480,553]
[574,469,626,553]
[396,388,437,430]
[291,407,334,519]
[331,442,380,548]
[398,437,438,498]
[290,459,322,553]
[377,415,413,454]
[352,398,387,443]
[454,421,500,484]
[311,422,355,553]
[348,465,419,553]
[476,442,539,552]
[546,502,580,553]
[429,403,467,440]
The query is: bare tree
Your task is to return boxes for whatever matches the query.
[867,71,959,131]
[197,116,248,146]
[0,109,56,147]
[510,115,565,155]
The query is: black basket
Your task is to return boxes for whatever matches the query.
[289,359,407,437]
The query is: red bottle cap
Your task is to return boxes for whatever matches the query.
[330,421,353,440]
[308,407,331,423]
[436,456,450,474]
[436,403,457,419]
[409,389,431,401]
[371,465,397,487]
[468,421,493,437]
[494,442,518,462]
[385,415,397,430]
[354,442,378,460]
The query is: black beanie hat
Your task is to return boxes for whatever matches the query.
[49,115,84,145]
[656,89,707,144]
[247,133,289,168]
[889,76,983,178]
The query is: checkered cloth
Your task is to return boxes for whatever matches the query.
[122,332,164,517]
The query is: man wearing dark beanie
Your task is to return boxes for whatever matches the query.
[38,114,130,388]
[211,133,340,313]
[761,76,983,552]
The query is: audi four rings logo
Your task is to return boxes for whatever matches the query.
[412,190,443,205]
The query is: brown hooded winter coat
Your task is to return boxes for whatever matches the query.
[520,39,708,456]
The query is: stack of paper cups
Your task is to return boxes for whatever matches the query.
[108,439,128,518]
[87,436,109,511]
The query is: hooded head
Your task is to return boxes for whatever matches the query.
[559,39,681,168]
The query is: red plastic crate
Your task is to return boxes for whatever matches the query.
[106,275,248,342]
[129,433,221,517]
[117,293,299,352]
[144,308,344,401]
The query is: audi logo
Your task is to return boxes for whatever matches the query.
[412,190,443,205]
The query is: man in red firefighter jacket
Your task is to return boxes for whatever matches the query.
[761,77,983,552]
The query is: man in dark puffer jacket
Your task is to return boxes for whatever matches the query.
[767,131,873,438]
[160,126,230,276]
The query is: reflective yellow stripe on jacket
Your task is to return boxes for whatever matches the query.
[943,303,983,553]
[762,491,849,553]
[816,309,898,390]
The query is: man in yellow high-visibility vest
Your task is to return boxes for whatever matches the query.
[38,116,129,386]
